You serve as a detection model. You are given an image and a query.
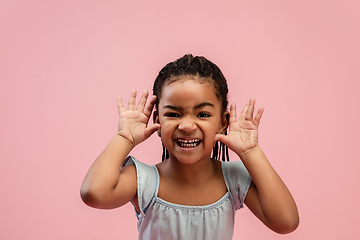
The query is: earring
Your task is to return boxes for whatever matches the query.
[157,129,161,137]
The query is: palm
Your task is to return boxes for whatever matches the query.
[217,98,264,155]
[117,90,160,147]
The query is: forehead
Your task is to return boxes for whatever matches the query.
[159,77,220,107]
[165,75,216,91]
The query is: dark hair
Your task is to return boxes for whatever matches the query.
[153,54,229,162]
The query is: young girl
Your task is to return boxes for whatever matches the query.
[80,54,299,239]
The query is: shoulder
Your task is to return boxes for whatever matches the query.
[122,156,155,173]
[123,156,159,215]
[222,160,251,185]
[222,160,250,176]
[222,160,252,210]
[122,156,158,192]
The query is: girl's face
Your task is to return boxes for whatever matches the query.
[155,77,228,164]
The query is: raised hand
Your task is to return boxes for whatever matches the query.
[117,90,160,147]
[215,98,264,156]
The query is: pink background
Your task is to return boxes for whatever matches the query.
[1,0,359,239]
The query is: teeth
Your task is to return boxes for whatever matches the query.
[177,139,201,148]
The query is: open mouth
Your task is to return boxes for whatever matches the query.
[176,139,202,148]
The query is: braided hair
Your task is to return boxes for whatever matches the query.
[153,54,230,162]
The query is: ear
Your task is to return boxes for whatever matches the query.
[219,111,230,134]
[153,110,161,137]
[153,110,159,124]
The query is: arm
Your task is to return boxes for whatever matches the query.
[215,98,299,234]
[80,90,160,209]
[241,147,299,234]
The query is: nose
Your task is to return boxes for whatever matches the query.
[178,117,197,132]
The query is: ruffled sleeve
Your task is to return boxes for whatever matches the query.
[122,156,159,216]
[222,161,252,210]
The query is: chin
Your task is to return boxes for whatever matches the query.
[170,153,210,165]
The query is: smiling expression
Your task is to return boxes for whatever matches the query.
[155,77,228,165]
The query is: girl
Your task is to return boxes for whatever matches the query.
[80,54,299,239]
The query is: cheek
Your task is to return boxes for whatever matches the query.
[202,124,221,141]
[159,122,176,138]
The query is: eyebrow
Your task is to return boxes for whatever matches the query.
[163,102,214,111]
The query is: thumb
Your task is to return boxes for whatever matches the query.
[144,123,161,138]
[214,133,228,145]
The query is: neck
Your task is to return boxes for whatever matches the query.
[165,155,218,184]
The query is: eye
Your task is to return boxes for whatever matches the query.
[198,112,211,118]
[165,112,180,118]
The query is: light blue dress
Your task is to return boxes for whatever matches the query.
[122,156,252,240]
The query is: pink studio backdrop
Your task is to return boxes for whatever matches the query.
[1,1,359,239]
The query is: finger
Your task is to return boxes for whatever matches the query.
[229,103,237,125]
[128,90,137,110]
[143,95,157,118]
[239,103,248,121]
[253,107,264,127]
[136,90,149,112]
[117,96,126,114]
[245,97,256,121]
